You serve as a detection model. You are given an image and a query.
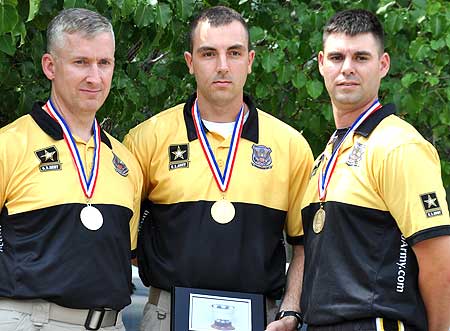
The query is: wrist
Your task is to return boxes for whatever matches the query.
[274,310,303,330]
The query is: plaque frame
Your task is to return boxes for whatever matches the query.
[171,286,266,331]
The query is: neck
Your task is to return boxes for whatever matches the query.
[332,97,378,129]
[50,96,95,142]
[196,94,245,123]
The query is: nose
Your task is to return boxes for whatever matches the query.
[216,53,229,73]
[341,56,355,76]
[86,64,101,84]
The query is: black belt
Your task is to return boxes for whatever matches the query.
[307,317,405,331]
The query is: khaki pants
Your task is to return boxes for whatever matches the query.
[140,287,278,331]
[0,299,124,331]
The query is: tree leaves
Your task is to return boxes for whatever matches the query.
[0,4,19,34]
[0,0,449,187]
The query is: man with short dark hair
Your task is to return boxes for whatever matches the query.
[124,5,313,331]
[267,9,450,331]
[0,8,142,331]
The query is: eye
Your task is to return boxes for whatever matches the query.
[202,51,215,57]
[329,54,343,61]
[356,55,369,61]
[229,50,241,57]
[99,59,112,65]
[74,59,86,65]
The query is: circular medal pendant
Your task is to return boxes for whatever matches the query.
[211,200,235,224]
[312,208,326,234]
[80,205,104,231]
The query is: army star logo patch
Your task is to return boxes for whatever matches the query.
[420,192,443,218]
[169,144,189,170]
[35,146,62,172]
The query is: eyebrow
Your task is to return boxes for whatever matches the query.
[196,44,246,53]
[327,50,373,57]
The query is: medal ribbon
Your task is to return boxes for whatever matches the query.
[192,99,244,192]
[318,99,382,200]
[45,99,101,199]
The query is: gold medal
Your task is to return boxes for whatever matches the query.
[211,200,235,224]
[312,207,326,234]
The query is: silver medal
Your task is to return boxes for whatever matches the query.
[80,205,103,231]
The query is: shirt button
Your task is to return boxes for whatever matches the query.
[218,160,224,167]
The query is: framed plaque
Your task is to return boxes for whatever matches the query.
[171,286,266,331]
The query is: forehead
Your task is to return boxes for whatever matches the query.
[323,32,379,54]
[58,31,115,57]
[192,20,248,49]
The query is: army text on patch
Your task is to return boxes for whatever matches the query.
[420,192,443,218]
[169,144,189,170]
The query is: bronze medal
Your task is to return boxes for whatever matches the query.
[211,200,235,224]
[312,207,326,234]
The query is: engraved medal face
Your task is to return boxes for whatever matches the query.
[211,200,235,224]
[80,205,104,231]
[312,208,326,234]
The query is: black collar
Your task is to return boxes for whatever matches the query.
[30,101,112,149]
[183,93,259,143]
[355,103,396,137]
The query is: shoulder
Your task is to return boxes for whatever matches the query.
[371,114,433,150]
[257,109,311,148]
[127,103,185,139]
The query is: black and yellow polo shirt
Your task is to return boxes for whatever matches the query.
[124,93,313,299]
[0,102,142,310]
[300,104,450,330]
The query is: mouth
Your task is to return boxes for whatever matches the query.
[337,81,359,87]
[212,80,232,87]
[80,89,102,95]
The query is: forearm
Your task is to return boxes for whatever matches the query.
[279,245,304,312]
[265,245,304,331]
[413,236,450,331]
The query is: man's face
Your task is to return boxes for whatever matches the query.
[184,20,255,107]
[42,31,115,115]
[318,32,390,112]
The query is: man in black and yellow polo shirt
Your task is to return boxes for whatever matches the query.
[270,9,450,331]
[0,8,142,331]
[123,6,313,331]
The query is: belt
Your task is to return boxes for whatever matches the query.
[308,317,406,331]
[0,298,118,331]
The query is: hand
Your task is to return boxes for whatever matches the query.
[265,316,299,331]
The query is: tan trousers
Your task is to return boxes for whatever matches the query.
[0,299,124,331]
[140,287,278,331]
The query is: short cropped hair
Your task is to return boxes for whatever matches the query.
[323,9,384,53]
[46,8,114,53]
[188,6,250,52]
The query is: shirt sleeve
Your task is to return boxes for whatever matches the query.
[285,133,314,244]
[378,141,450,244]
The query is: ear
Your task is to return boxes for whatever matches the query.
[184,51,194,75]
[247,49,255,74]
[318,51,325,77]
[379,52,390,79]
[42,53,56,80]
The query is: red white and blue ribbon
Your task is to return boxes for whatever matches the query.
[45,99,101,199]
[318,99,382,200]
[192,99,244,192]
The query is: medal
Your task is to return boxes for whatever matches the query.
[192,99,244,224]
[45,100,103,230]
[211,199,236,224]
[80,205,104,231]
[312,207,326,234]
[314,100,382,233]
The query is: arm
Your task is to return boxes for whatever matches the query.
[412,235,450,331]
[266,244,304,331]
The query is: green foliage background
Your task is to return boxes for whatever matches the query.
[1,0,449,188]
